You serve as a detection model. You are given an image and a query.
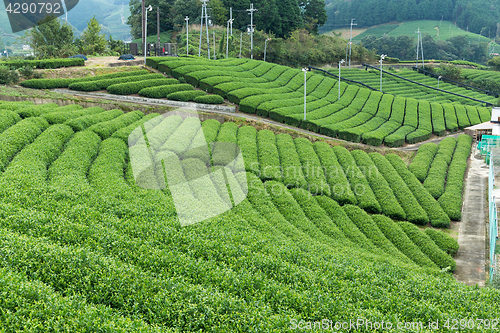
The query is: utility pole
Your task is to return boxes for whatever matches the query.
[420,30,424,68]
[198,6,203,56]
[380,54,386,92]
[213,31,216,59]
[142,0,145,50]
[338,59,345,100]
[144,5,152,65]
[302,68,308,120]
[349,18,357,69]
[156,6,160,55]
[415,28,420,68]
[247,3,257,59]
[264,38,271,61]
[185,16,189,56]
[204,0,210,59]
[227,19,234,58]
[230,7,233,36]
[239,32,243,58]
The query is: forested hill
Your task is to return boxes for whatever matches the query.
[323,0,500,37]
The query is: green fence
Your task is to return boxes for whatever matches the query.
[489,159,498,282]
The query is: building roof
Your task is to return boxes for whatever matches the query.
[491,108,500,123]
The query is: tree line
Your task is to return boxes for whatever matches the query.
[127,0,328,39]
[361,34,489,64]
[324,0,500,37]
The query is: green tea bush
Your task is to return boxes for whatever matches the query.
[65,109,124,131]
[0,110,21,133]
[276,134,307,188]
[194,95,224,104]
[167,90,207,102]
[88,111,144,140]
[386,154,450,228]
[424,137,457,199]
[69,74,164,92]
[139,84,194,98]
[333,145,380,213]
[313,142,357,205]
[294,137,330,196]
[399,221,456,271]
[424,228,459,256]
[369,152,429,225]
[408,142,439,182]
[107,78,178,95]
[257,130,282,181]
[351,150,406,220]
[372,215,438,269]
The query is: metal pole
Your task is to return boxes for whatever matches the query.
[380,55,386,92]
[239,32,243,58]
[420,31,424,68]
[198,6,203,56]
[415,28,420,68]
[303,68,307,120]
[349,19,356,69]
[247,3,257,59]
[230,7,233,36]
[338,60,343,100]
[226,20,231,58]
[214,31,216,59]
[264,38,268,61]
[205,2,210,59]
[157,6,160,54]
[144,9,148,65]
[185,16,189,56]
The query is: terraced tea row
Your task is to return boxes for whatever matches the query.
[0,100,493,331]
[409,134,473,221]
[20,69,224,104]
[148,57,490,147]
[341,68,497,105]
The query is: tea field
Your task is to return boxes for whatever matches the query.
[0,98,497,330]
[143,57,491,147]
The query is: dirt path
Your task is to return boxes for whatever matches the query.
[453,143,487,286]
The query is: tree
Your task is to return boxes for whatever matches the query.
[299,0,326,34]
[172,0,201,29]
[0,37,4,52]
[80,16,107,55]
[211,0,228,26]
[21,16,76,58]
[128,0,175,40]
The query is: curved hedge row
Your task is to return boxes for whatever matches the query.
[315,196,377,252]
[42,106,104,124]
[276,134,307,188]
[0,110,21,133]
[399,222,456,271]
[351,150,406,220]
[194,95,224,104]
[369,153,429,225]
[69,74,164,92]
[107,78,178,95]
[424,228,459,257]
[88,111,144,140]
[0,117,47,171]
[112,113,161,143]
[290,188,346,242]
[17,103,60,118]
[313,142,357,205]
[257,130,282,181]
[167,90,207,102]
[438,135,473,220]
[294,138,330,196]
[212,122,238,166]
[423,137,457,199]
[408,142,439,182]
[237,126,258,173]
[139,84,194,98]
[21,70,149,89]
[386,154,451,228]
[342,205,410,263]
[333,146,381,214]
[65,109,124,132]
[2,58,84,69]
[372,215,438,269]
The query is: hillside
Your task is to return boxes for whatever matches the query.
[0,0,131,45]
[322,0,500,38]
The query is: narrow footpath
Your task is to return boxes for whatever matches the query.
[453,144,487,286]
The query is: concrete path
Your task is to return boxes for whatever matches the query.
[453,144,488,286]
